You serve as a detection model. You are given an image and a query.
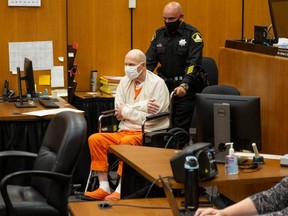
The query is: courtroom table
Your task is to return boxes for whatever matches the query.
[69,197,185,216]
[109,145,288,201]
[71,91,115,188]
[0,97,78,182]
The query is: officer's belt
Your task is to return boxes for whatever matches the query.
[169,76,183,81]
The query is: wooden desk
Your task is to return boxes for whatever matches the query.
[0,97,74,121]
[69,197,183,216]
[109,145,288,201]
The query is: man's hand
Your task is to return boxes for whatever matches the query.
[174,86,186,97]
[147,99,160,114]
[115,104,124,120]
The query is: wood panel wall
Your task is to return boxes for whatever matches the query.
[0,0,67,95]
[1,0,283,154]
[67,0,131,91]
[67,0,271,92]
[1,0,271,93]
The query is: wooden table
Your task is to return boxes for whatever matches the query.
[69,197,184,216]
[109,145,288,201]
[0,97,75,121]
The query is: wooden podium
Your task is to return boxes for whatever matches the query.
[218,43,288,156]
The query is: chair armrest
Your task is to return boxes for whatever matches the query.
[145,112,170,121]
[100,109,115,116]
[141,112,170,134]
[0,170,71,212]
[99,109,115,121]
[0,150,37,160]
[98,109,116,132]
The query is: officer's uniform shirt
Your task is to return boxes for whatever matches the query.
[146,22,204,92]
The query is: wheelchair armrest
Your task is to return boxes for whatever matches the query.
[100,109,115,116]
[98,109,116,132]
[141,112,170,134]
[145,112,170,121]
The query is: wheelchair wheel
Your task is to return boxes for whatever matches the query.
[164,127,190,149]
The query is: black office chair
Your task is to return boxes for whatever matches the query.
[201,85,240,95]
[0,111,87,216]
[202,56,218,86]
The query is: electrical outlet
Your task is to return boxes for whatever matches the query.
[8,0,41,7]
[128,0,136,9]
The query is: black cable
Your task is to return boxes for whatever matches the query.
[238,162,262,172]
[144,175,174,198]
[111,203,170,209]
[130,8,133,49]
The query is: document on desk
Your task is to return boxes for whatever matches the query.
[23,108,84,117]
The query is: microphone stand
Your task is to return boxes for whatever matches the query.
[241,0,245,40]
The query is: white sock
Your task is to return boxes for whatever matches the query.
[99,181,111,194]
[115,177,121,194]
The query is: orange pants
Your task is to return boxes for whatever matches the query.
[88,130,142,176]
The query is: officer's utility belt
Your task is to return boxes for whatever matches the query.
[170,76,183,81]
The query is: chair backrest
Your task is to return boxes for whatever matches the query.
[31,111,87,214]
[202,57,218,86]
[201,85,240,95]
[190,85,240,133]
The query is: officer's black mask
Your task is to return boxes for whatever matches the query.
[165,18,181,34]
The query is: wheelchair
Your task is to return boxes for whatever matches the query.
[81,91,191,198]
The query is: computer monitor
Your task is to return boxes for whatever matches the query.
[195,93,262,154]
[268,0,288,43]
[23,57,36,98]
[15,58,36,108]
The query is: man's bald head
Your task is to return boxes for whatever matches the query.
[125,49,146,65]
[163,2,184,21]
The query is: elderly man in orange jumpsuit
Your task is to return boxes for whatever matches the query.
[85,49,170,200]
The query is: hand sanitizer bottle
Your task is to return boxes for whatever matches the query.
[225,142,238,175]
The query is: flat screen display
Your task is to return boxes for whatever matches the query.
[196,93,262,153]
[268,0,288,42]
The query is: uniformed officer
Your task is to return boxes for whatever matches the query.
[146,1,208,133]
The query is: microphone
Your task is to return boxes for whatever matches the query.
[252,143,264,164]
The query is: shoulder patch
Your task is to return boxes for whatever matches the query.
[191,32,203,43]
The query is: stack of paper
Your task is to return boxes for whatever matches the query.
[99,75,122,95]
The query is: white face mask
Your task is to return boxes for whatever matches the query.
[125,64,142,80]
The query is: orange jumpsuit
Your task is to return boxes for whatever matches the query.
[88,130,142,176]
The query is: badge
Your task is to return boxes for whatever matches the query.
[192,33,203,43]
[179,39,187,47]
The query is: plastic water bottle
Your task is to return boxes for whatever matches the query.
[44,88,48,97]
[27,93,34,105]
[184,156,199,211]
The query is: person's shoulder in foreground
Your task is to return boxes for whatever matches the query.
[195,176,288,216]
